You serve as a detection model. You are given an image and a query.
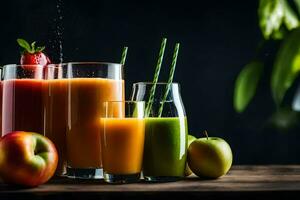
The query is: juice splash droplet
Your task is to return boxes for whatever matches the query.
[56,0,64,63]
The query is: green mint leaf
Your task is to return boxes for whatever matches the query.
[258,0,284,40]
[17,38,32,53]
[31,41,36,52]
[271,28,300,105]
[282,0,299,30]
[36,46,45,52]
[234,61,264,113]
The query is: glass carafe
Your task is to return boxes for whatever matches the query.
[131,82,188,182]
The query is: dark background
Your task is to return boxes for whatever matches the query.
[0,0,299,164]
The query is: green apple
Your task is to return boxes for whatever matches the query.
[187,132,232,178]
[187,135,197,146]
[184,134,196,176]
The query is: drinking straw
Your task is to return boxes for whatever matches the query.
[120,47,128,65]
[145,38,167,117]
[158,43,180,117]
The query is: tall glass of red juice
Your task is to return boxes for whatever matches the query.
[47,62,124,179]
[2,64,45,136]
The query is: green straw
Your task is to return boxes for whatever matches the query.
[120,47,128,65]
[158,43,180,117]
[145,38,167,117]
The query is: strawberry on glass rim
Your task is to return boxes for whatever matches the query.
[17,38,51,66]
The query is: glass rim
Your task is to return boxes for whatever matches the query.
[133,82,179,86]
[48,62,123,67]
[104,100,145,104]
[3,64,45,68]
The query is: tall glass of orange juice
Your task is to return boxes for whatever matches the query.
[101,101,145,183]
[47,62,124,179]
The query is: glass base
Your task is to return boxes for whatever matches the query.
[67,167,103,179]
[104,172,141,183]
[54,168,67,177]
[144,176,182,182]
[54,173,67,178]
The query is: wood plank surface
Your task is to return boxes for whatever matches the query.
[0,165,299,200]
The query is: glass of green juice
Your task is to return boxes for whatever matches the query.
[131,82,188,182]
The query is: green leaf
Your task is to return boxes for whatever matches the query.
[293,0,300,15]
[271,25,287,39]
[271,27,300,105]
[282,0,299,29]
[258,0,300,40]
[31,41,36,52]
[17,38,31,52]
[258,0,284,39]
[234,61,264,113]
[36,46,45,52]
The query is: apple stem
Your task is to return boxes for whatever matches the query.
[204,130,209,140]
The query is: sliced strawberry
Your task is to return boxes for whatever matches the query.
[17,38,51,66]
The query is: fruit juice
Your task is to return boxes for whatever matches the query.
[0,81,2,136]
[143,117,187,177]
[66,78,124,168]
[2,79,45,136]
[101,118,145,174]
[44,79,68,175]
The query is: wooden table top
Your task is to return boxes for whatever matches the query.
[0,165,299,200]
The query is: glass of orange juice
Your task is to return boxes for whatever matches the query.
[101,101,145,183]
[46,62,124,179]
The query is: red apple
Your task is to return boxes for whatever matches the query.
[0,131,58,187]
